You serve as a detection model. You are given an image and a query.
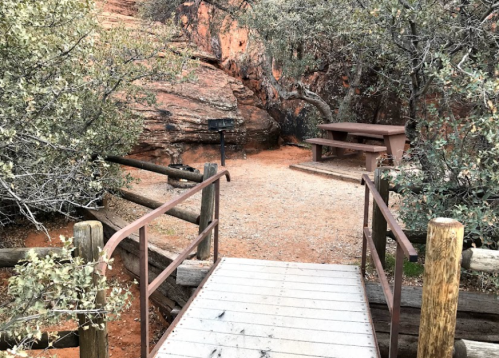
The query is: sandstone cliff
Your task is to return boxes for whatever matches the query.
[99,0,280,164]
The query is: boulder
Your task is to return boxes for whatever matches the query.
[131,63,279,163]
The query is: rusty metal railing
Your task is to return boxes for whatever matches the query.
[97,169,230,358]
[361,174,418,358]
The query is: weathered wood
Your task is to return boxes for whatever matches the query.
[176,260,212,286]
[104,156,203,182]
[372,167,390,268]
[377,332,418,358]
[386,229,427,244]
[197,163,217,260]
[119,190,200,225]
[119,248,191,307]
[0,331,79,351]
[365,283,499,315]
[0,247,64,267]
[417,218,464,358]
[454,339,499,358]
[73,221,108,358]
[462,248,499,273]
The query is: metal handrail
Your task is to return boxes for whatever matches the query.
[97,169,230,358]
[361,174,417,358]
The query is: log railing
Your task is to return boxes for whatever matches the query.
[361,174,418,358]
[96,169,230,358]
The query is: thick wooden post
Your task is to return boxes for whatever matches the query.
[74,221,109,358]
[417,218,464,358]
[372,167,390,268]
[197,163,217,260]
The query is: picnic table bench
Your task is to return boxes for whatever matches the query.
[306,123,407,171]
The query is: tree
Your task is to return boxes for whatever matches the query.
[0,0,189,230]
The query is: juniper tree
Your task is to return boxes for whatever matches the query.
[0,0,189,230]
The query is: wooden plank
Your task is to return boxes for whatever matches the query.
[176,260,212,286]
[208,275,363,292]
[174,320,376,347]
[0,247,64,267]
[215,270,361,285]
[167,330,378,358]
[157,341,333,358]
[305,138,387,152]
[205,282,366,302]
[318,123,405,135]
[190,299,371,322]
[222,257,359,271]
[185,307,374,334]
[221,263,361,278]
[200,291,368,311]
[366,283,499,315]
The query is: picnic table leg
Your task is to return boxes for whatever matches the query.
[384,134,406,165]
[328,131,348,157]
[312,144,322,162]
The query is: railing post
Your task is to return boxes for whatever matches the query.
[417,218,464,358]
[214,179,220,263]
[389,244,404,358]
[362,183,370,276]
[74,221,109,358]
[372,167,390,268]
[197,163,217,260]
[139,226,149,358]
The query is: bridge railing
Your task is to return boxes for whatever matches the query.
[97,169,230,358]
[361,173,418,358]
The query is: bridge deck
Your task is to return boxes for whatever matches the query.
[156,257,380,358]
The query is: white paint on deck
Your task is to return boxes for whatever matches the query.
[156,257,379,358]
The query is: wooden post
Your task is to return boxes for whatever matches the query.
[74,221,109,358]
[196,163,217,260]
[372,167,390,268]
[417,218,464,358]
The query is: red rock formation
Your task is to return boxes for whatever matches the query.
[98,0,280,163]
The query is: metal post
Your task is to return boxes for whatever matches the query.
[139,226,149,358]
[219,131,226,166]
[361,185,369,276]
[389,244,404,358]
[214,179,220,263]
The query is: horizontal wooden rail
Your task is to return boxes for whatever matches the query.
[119,190,200,225]
[104,156,204,182]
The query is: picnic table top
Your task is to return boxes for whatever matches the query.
[318,123,406,136]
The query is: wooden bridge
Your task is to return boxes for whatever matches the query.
[95,165,415,358]
[157,257,379,358]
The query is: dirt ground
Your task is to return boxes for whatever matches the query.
[111,146,368,265]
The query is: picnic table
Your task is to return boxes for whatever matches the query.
[306,123,407,171]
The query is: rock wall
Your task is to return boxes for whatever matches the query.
[131,63,279,164]
[99,0,280,164]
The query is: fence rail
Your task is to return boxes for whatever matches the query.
[361,173,417,358]
[97,169,230,358]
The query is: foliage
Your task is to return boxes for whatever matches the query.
[385,253,424,278]
[0,236,132,357]
[143,0,499,245]
[0,0,189,230]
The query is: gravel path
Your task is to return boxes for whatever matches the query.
[109,147,368,265]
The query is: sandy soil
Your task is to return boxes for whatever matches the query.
[111,146,368,265]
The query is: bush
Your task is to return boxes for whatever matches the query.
[0,0,189,230]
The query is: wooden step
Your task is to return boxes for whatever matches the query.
[305,138,387,152]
